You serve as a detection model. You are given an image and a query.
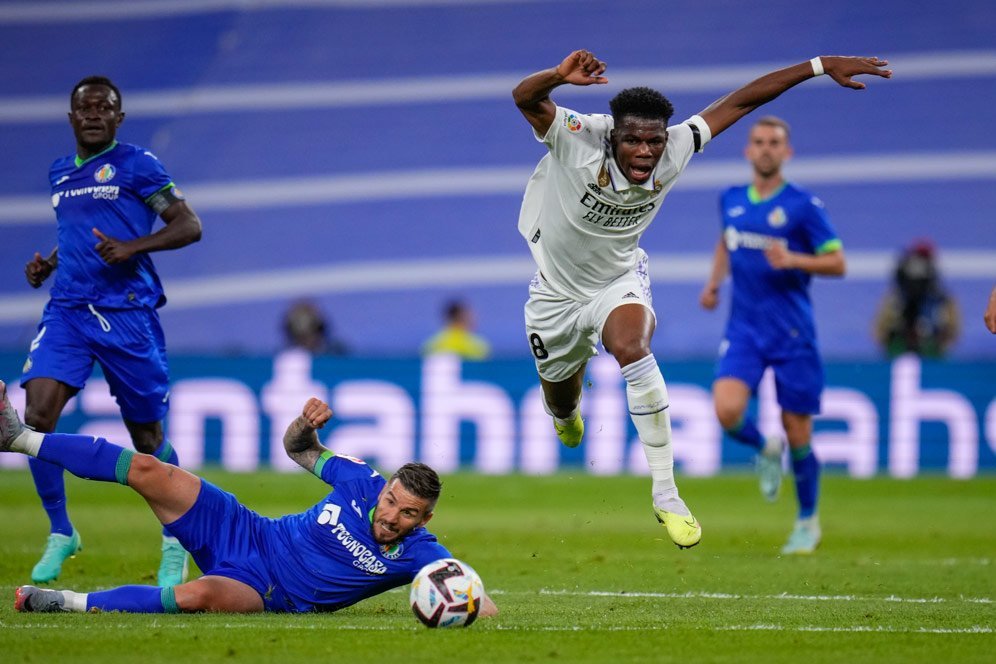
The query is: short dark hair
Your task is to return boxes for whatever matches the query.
[444,299,467,323]
[391,462,442,511]
[753,115,791,139]
[70,76,122,110]
[609,87,674,125]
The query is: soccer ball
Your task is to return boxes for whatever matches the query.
[409,558,485,628]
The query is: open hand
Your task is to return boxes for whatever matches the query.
[822,56,892,90]
[556,50,608,86]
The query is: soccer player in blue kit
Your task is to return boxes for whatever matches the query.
[700,116,844,554]
[0,383,498,616]
[20,76,202,584]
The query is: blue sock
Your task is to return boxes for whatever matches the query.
[724,415,764,452]
[152,440,179,537]
[791,444,821,519]
[86,585,179,613]
[28,457,73,536]
[36,433,135,485]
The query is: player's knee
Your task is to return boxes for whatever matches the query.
[613,344,652,370]
[126,454,164,486]
[175,582,212,613]
[714,401,743,430]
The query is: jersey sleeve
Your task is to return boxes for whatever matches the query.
[657,122,701,182]
[130,149,176,203]
[538,106,610,166]
[410,539,453,575]
[313,450,382,487]
[801,194,843,254]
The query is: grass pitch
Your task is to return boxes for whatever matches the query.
[1,469,993,663]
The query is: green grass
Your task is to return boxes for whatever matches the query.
[1,469,993,663]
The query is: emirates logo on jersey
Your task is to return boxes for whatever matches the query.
[94,164,116,183]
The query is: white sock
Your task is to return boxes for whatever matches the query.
[11,427,43,456]
[552,409,580,426]
[621,355,687,514]
[62,590,88,612]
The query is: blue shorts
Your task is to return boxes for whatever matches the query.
[20,302,170,423]
[165,479,298,612]
[716,335,824,415]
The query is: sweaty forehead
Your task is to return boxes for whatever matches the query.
[386,480,429,510]
[73,85,119,108]
[615,115,667,136]
[750,125,788,142]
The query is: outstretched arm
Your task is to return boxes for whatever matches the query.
[283,397,334,473]
[513,49,608,137]
[92,199,203,265]
[699,56,892,140]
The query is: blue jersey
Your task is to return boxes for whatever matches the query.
[265,453,451,612]
[48,141,176,309]
[720,182,840,356]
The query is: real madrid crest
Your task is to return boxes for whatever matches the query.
[597,162,610,188]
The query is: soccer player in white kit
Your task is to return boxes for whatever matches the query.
[513,50,891,548]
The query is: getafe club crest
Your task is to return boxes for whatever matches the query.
[94,164,116,183]
[767,206,787,228]
[380,542,404,560]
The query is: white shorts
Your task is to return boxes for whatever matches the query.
[524,250,655,383]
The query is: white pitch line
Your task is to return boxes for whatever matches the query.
[716,624,993,634]
[538,589,993,604]
[2,622,990,635]
[2,151,995,225]
[0,0,554,24]
[0,249,994,325]
[0,51,993,122]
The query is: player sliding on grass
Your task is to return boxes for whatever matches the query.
[0,381,497,616]
[513,50,891,549]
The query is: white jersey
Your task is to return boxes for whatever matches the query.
[517,105,711,302]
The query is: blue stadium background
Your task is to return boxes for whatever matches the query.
[1,0,994,360]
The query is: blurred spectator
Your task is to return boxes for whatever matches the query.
[985,286,996,334]
[282,300,348,355]
[422,299,491,360]
[874,240,960,357]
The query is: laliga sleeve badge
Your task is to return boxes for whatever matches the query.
[564,112,583,132]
